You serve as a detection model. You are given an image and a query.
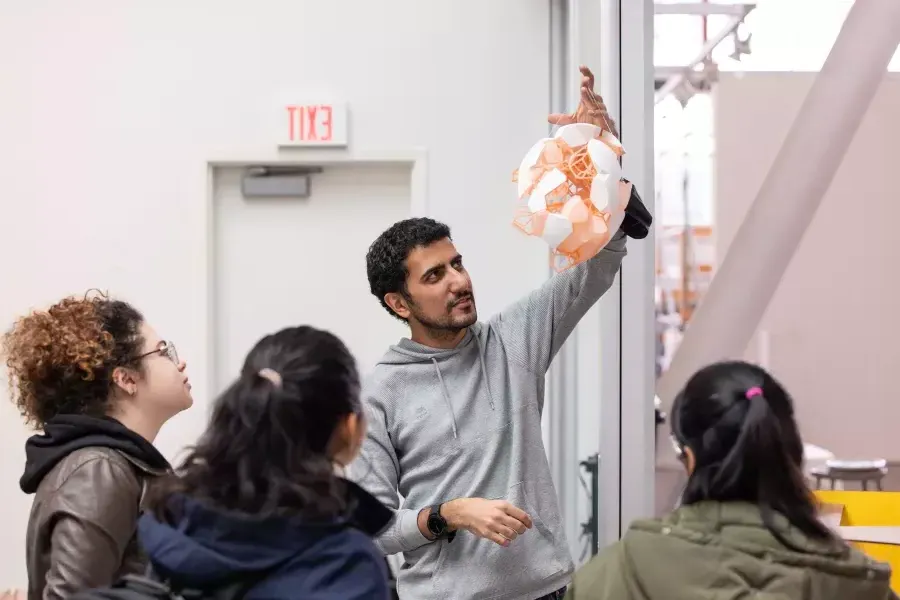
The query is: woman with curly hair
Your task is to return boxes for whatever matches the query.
[2,291,192,600]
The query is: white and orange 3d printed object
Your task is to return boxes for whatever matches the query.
[512,123,630,272]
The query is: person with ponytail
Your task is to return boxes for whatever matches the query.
[565,360,896,600]
[137,326,392,599]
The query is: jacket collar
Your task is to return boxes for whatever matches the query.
[118,451,170,477]
[667,501,846,557]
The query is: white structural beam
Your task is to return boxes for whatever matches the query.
[654,2,755,17]
[549,0,654,556]
[548,0,632,564]
[656,0,900,406]
[546,0,581,563]
[597,0,624,551]
[548,0,616,564]
[617,0,656,536]
[654,13,747,103]
[569,0,610,563]
[596,0,655,547]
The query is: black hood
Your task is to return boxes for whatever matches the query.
[20,414,170,494]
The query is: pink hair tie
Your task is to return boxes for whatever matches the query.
[745,387,763,399]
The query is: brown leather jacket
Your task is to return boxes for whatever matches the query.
[25,446,167,600]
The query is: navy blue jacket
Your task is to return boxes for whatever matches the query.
[138,480,392,600]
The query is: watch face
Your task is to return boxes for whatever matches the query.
[427,512,445,536]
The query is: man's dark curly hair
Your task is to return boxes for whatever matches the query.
[366,217,452,320]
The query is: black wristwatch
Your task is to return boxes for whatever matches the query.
[426,504,456,542]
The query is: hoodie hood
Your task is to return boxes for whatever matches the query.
[20,414,170,494]
[138,479,393,588]
[377,327,477,365]
[378,326,496,438]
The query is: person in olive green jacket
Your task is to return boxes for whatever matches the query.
[567,360,897,600]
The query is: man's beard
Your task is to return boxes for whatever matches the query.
[410,297,477,333]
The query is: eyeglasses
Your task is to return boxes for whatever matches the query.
[139,341,179,365]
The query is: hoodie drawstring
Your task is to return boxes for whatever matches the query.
[426,333,497,440]
[430,358,459,439]
[474,336,497,411]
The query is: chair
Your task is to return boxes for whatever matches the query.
[811,459,888,491]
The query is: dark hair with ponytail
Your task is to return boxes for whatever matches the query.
[147,325,361,521]
[671,360,838,550]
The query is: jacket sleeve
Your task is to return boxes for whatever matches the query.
[42,457,142,600]
[490,231,626,376]
[349,398,431,556]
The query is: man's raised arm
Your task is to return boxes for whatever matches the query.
[490,230,626,376]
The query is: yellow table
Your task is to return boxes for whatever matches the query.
[817,491,900,591]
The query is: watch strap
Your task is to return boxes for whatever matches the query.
[429,504,456,542]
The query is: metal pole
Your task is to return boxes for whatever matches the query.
[657,0,900,406]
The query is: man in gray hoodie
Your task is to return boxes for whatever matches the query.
[352,68,628,600]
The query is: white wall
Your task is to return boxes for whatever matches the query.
[714,71,900,462]
[0,0,554,585]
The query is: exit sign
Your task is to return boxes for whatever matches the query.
[279,103,348,147]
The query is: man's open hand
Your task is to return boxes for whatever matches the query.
[547,65,618,137]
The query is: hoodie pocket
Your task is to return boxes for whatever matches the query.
[430,482,566,600]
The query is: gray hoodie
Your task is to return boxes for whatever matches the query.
[351,233,627,600]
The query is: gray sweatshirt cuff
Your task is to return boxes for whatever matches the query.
[399,508,431,550]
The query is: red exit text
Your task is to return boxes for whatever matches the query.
[285,105,334,143]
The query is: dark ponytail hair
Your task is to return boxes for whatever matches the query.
[671,360,837,549]
[148,326,361,521]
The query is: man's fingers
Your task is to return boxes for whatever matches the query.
[583,87,609,114]
[579,65,595,90]
[590,108,616,129]
[550,64,603,128]
[501,504,533,529]
[487,531,510,546]
[581,85,596,103]
[498,514,528,535]
[492,523,519,541]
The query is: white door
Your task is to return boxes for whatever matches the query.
[212,163,412,396]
